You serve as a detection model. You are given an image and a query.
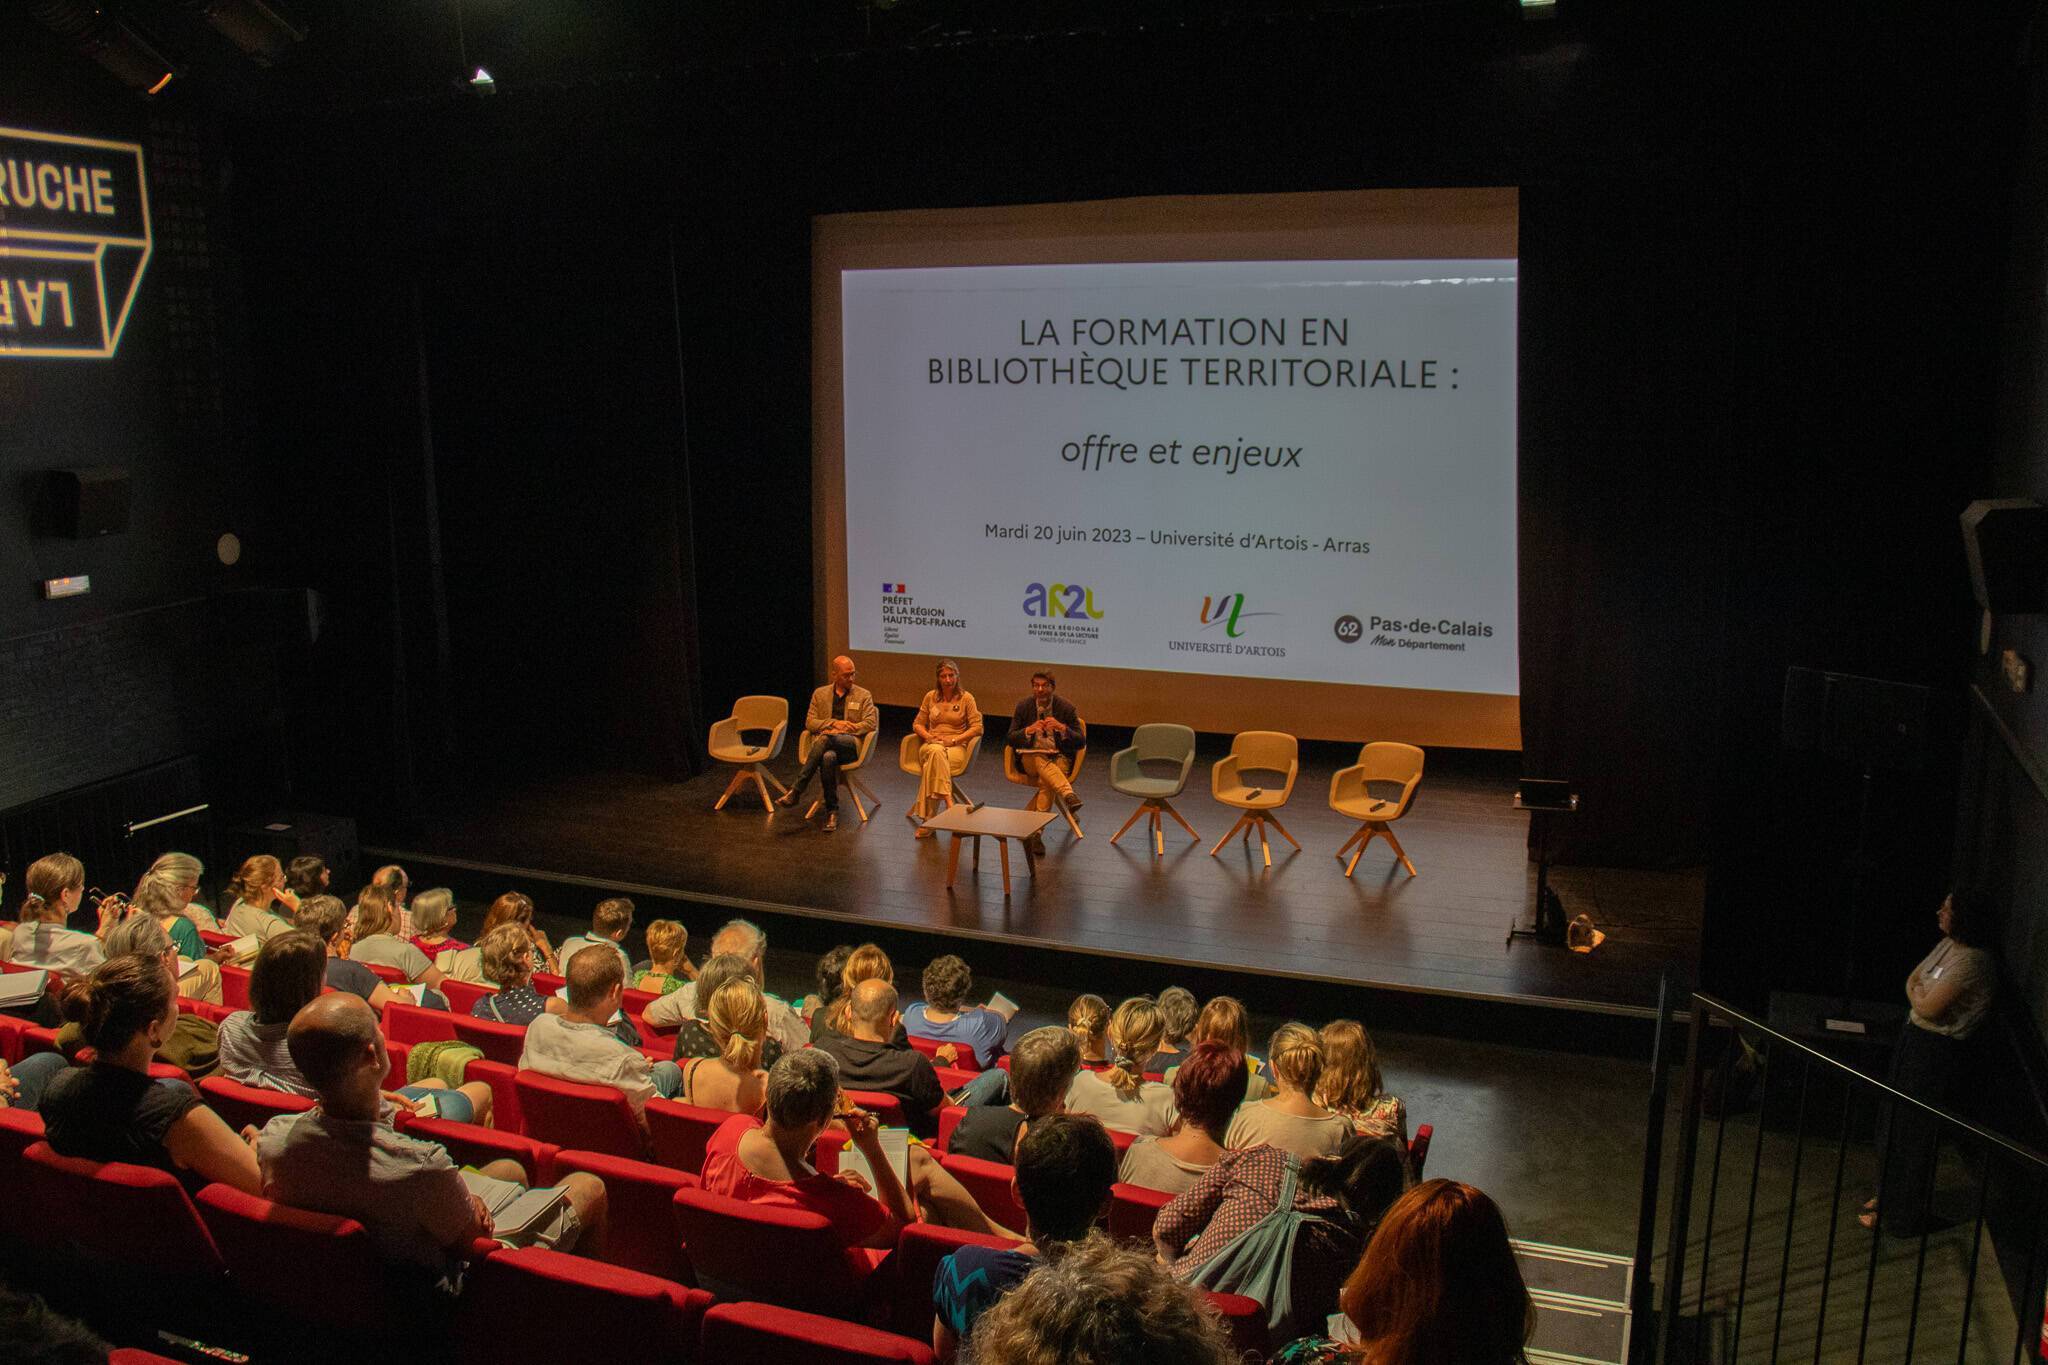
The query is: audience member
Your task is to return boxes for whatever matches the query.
[948,1025,1080,1164]
[143,851,216,931]
[372,864,414,938]
[219,930,491,1122]
[469,923,566,1024]
[259,993,607,1283]
[556,897,635,980]
[1064,996,1175,1135]
[1225,1023,1351,1159]
[1120,1041,1249,1195]
[910,658,983,835]
[1144,985,1199,1074]
[643,918,806,1050]
[1158,1134,1410,1344]
[93,914,222,1078]
[127,872,224,1004]
[1317,1020,1407,1144]
[222,855,300,942]
[407,887,470,963]
[663,952,786,1068]
[814,978,947,1137]
[814,941,896,1040]
[8,852,113,976]
[634,919,695,995]
[0,1051,72,1112]
[517,945,682,1118]
[1066,993,1113,1069]
[904,953,1008,1067]
[802,943,853,1025]
[348,884,447,988]
[0,1286,112,1365]
[295,894,398,1013]
[1169,994,1268,1100]
[701,1049,1009,1246]
[1273,1180,1532,1365]
[933,1114,1119,1361]
[441,892,558,981]
[39,954,261,1193]
[284,855,330,902]
[965,1233,1236,1365]
[675,976,768,1114]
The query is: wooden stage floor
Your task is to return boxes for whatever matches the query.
[373,747,1698,1019]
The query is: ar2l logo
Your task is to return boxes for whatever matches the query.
[1199,593,1280,639]
[1022,582,1105,619]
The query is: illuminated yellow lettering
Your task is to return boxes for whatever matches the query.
[37,164,61,210]
[62,165,91,214]
[19,279,43,327]
[0,281,13,329]
[49,280,71,327]
[90,167,113,215]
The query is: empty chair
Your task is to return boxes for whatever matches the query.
[709,695,792,813]
[464,1058,523,1136]
[798,727,883,824]
[397,1113,559,1186]
[703,1301,938,1365]
[457,1246,711,1365]
[672,1185,889,1319]
[936,1152,1027,1234]
[1002,719,1089,838]
[197,1076,314,1133]
[1208,730,1301,867]
[1329,741,1425,877]
[1108,1181,1173,1241]
[550,1148,697,1283]
[1108,723,1201,857]
[645,1098,733,1175]
[195,1184,395,1338]
[897,731,982,820]
[886,1222,1020,1340]
[515,1070,643,1160]
[451,1013,529,1066]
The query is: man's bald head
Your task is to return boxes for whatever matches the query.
[831,655,856,686]
[849,977,899,1037]
[286,992,383,1092]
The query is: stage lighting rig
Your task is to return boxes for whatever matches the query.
[28,0,183,97]
[179,0,308,67]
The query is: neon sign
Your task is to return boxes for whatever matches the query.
[0,124,151,360]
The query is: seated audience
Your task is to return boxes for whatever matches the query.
[90,914,222,1078]
[517,945,682,1117]
[39,953,262,1193]
[644,917,806,1050]
[1144,984,1199,1074]
[965,1233,1237,1365]
[1273,1180,1533,1365]
[407,887,470,963]
[469,923,566,1024]
[1066,993,1113,1069]
[801,943,853,1025]
[948,1025,1081,1164]
[1225,1023,1352,1160]
[0,1051,72,1112]
[1168,994,1269,1101]
[1120,1041,1249,1195]
[675,976,768,1114]
[0,1286,116,1361]
[259,992,608,1281]
[814,977,948,1136]
[219,930,491,1123]
[128,871,224,1004]
[665,952,786,1068]
[702,1049,1011,1246]
[555,896,635,979]
[811,941,896,1042]
[1316,1019,1407,1144]
[904,953,1009,1068]
[633,918,696,995]
[1065,996,1175,1135]
[284,855,330,903]
[222,855,300,942]
[9,852,114,976]
[372,864,414,938]
[1158,1134,1410,1345]
[348,883,447,989]
[933,1114,1120,1362]
[441,892,558,981]
[295,894,398,1013]
[144,850,218,931]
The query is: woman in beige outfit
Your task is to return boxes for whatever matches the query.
[912,659,982,837]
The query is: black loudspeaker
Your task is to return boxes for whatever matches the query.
[1960,499,2048,614]
[225,812,361,892]
[1780,667,1931,774]
[46,467,131,539]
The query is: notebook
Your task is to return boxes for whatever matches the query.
[834,1125,910,1192]
[460,1168,568,1240]
[986,991,1020,1021]
[0,969,48,1010]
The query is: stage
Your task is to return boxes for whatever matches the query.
[365,738,1698,1026]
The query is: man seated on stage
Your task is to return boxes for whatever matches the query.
[518,946,684,1121]
[776,654,876,833]
[812,978,947,1138]
[1006,669,1086,854]
[258,992,608,1279]
[642,918,807,1051]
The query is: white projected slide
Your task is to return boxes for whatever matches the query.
[841,259,1518,695]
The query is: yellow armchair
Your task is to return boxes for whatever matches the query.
[1328,742,1424,877]
[708,695,790,813]
[1208,731,1301,867]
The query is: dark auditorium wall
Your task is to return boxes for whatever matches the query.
[0,29,286,826]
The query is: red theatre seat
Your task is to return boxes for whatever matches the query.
[219,965,252,1010]
[886,1222,1020,1340]
[672,1185,889,1320]
[464,1057,522,1136]
[532,971,566,996]
[451,1012,529,1065]
[1409,1123,1433,1178]
[843,1088,906,1130]
[197,929,236,950]
[437,978,495,1014]
[906,1034,982,1074]
[937,1152,1026,1234]
[456,1247,709,1365]
[383,1000,459,1046]
[515,1070,643,1159]
[1205,1289,1270,1358]
[398,1113,558,1186]
[198,1076,314,1133]
[644,1098,732,1175]
[0,1012,30,1063]
[195,1184,390,1334]
[550,1148,697,1283]
[362,961,411,986]
[934,1104,966,1154]
[1108,1181,1173,1242]
[702,1301,938,1365]
[19,1141,225,1288]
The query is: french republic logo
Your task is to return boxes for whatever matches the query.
[0,125,152,360]
[882,582,906,594]
[879,582,964,645]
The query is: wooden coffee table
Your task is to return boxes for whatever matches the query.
[921,804,1058,896]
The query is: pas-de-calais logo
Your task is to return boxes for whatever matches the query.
[0,125,153,360]
[1198,593,1280,639]
[1022,582,1105,620]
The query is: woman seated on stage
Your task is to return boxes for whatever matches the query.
[220,929,491,1124]
[633,919,696,996]
[1316,1019,1407,1145]
[406,887,470,965]
[1166,995,1269,1101]
[813,942,895,1042]
[347,885,448,991]
[1065,997,1176,1136]
[701,1049,1015,1249]
[676,977,769,1115]
[1225,1024,1352,1161]
[1119,1042,1250,1196]
[440,892,558,983]
[1065,993,1114,1070]
[470,924,567,1025]
[910,659,983,838]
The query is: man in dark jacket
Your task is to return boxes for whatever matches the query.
[1006,669,1085,853]
[813,978,945,1138]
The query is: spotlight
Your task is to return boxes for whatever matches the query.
[29,0,183,97]
[180,0,308,68]
[469,66,496,96]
